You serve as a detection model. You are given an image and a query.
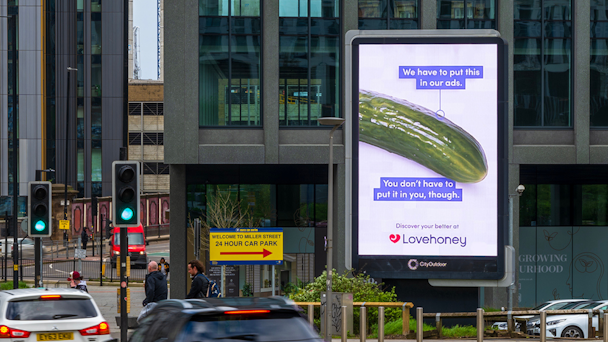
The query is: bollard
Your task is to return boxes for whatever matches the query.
[416,307,423,342]
[378,306,385,342]
[308,304,314,328]
[402,303,410,335]
[435,313,442,339]
[540,311,546,342]
[341,306,347,342]
[589,309,594,338]
[604,310,608,342]
[476,308,483,342]
[360,306,367,342]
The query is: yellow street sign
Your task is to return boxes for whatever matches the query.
[117,288,130,313]
[13,265,18,271]
[59,220,70,230]
[210,228,283,265]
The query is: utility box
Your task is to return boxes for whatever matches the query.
[320,292,353,336]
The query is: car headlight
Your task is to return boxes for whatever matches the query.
[115,250,119,255]
[140,251,144,255]
[547,319,566,326]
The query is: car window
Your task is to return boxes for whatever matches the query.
[6,298,97,320]
[533,302,550,310]
[176,312,319,342]
[562,302,589,309]
[114,233,144,245]
[597,305,608,311]
[546,302,578,310]
[578,302,601,310]
[130,313,157,342]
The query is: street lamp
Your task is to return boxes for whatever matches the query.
[508,185,525,311]
[64,67,78,244]
[318,116,345,342]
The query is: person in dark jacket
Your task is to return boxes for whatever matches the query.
[81,227,89,251]
[143,261,168,306]
[186,259,208,298]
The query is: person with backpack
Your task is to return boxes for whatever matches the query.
[186,260,209,298]
[68,271,88,293]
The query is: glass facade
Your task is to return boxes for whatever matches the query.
[199,0,262,126]
[279,0,340,126]
[591,1,608,127]
[514,0,572,127]
[358,0,418,29]
[187,183,327,238]
[436,0,495,29]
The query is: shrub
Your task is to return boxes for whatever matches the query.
[290,269,399,334]
[0,282,28,290]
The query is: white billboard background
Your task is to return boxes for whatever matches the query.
[358,44,498,257]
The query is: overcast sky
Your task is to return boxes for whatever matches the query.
[133,0,158,80]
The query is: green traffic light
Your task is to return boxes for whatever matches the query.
[121,208,134,221]
[34,220,46,232]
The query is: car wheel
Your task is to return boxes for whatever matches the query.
[561,326,584,338]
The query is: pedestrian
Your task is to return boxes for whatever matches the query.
[81,227,89,251]
[186,259,208,298]
[69,271,88,292]
[158,257,170,277]
[138,261,167,323]
[68,271,76,288]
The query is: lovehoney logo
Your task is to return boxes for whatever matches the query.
[408,259,419,270]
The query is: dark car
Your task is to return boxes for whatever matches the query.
[129,297,321,342]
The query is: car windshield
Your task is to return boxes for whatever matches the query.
[176,312,319,342]
[114,232,144,245]
[6,298,98,320]
[532,302,551,310]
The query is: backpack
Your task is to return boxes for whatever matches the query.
[197,274,222,298]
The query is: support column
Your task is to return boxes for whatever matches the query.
[169,164,187,299]
[263,1,279,163]
[574,0,590,163]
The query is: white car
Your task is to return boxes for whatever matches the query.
[0,288,116,341]
[528,300,608,338]
[493,299,587,331]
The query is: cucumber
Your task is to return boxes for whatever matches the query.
[359,90,488,183]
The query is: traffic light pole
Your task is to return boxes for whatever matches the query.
[34,174,41,288]
[120,227,127,342]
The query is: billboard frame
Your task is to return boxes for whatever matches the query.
[346,30,508,280]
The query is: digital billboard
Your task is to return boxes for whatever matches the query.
[350,32,507,279]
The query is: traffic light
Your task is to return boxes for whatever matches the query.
[112,161,140,227]
[28,181,52,237]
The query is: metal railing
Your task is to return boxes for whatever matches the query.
[295,303,608,342]
[295,301,414,342]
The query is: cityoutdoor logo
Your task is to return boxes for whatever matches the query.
[408,259,447,270]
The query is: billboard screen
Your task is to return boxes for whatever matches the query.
[351,34,507,279]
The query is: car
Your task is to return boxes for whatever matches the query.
[526,300,594,335]
[493,299,587,332]
[527,300,608,338]
[0,288,115,341]
[129,297,322,342]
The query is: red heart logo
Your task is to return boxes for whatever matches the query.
[389,234,400,243]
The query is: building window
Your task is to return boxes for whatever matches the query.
[199,0,262,126]
[437,0,495,29]
[514,0,572,127]
[279,0,340,126]
[591,2,608,127]
[358,0,418,29]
